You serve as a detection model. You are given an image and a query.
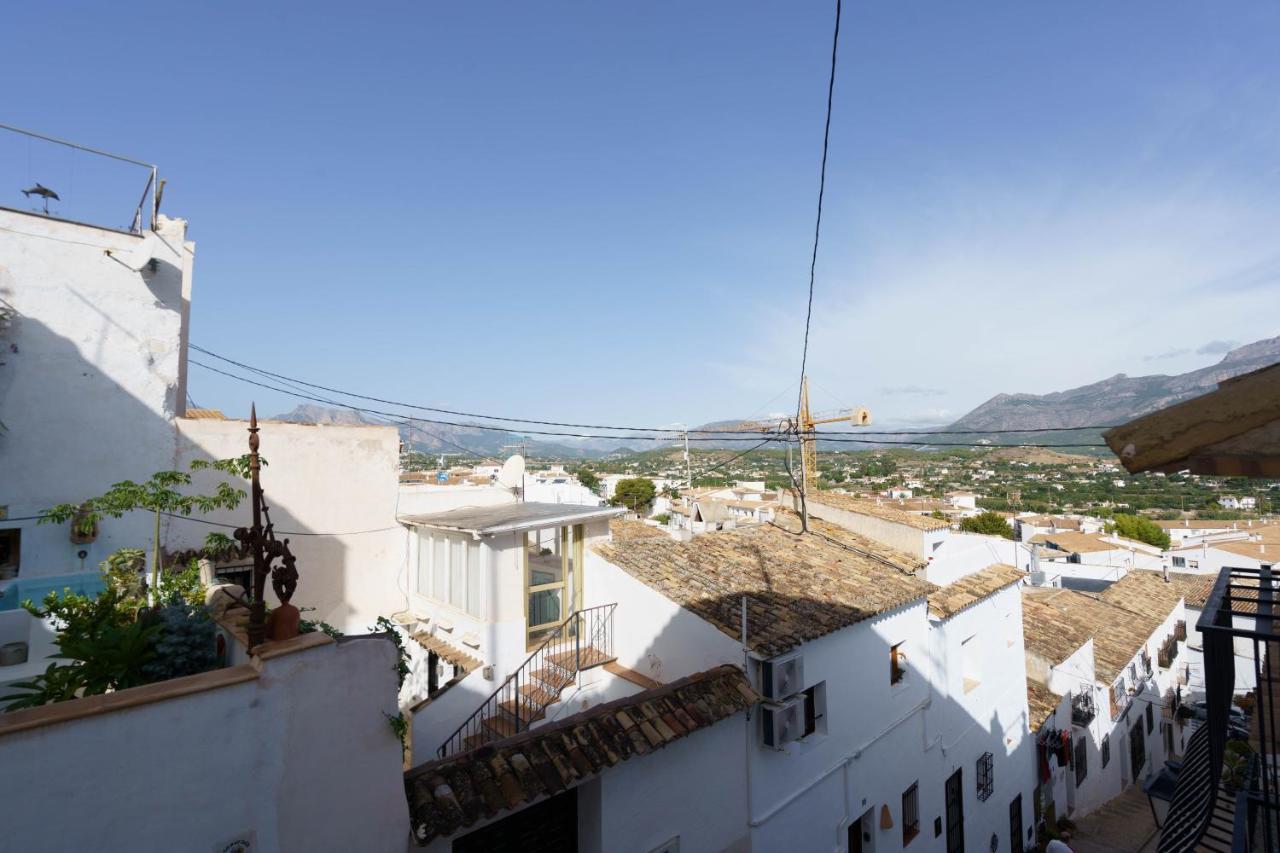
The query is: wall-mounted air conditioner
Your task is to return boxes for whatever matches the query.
[761,652,804,701]
[762,696,805,749]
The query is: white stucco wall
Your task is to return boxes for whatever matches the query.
[800,494,932,559]
[0,210,193,580]
[0,636,409,851]
[588,714,750,853]
[174,417,406,633]
[747,593,1035,853]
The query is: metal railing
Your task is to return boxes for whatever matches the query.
[1072,690,1097,727]
[0,123,159,234]
[1157,565,1278,853]
[437,603,616,758]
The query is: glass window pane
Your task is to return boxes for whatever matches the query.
[466,541,482,617]
[450,538,465,609]
[432,534,448,601]
[416,532,431,596]
[529,587,563,628]
[527,530,562,587]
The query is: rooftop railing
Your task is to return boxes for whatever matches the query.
[0,123,159,235]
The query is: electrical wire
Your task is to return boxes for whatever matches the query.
[191,344,697,435]
[794,0,842,428]
[685,436,789,483]
[190,358,1114,448]
[188,359,796,443]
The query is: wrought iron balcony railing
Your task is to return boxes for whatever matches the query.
[1072,690,1097,727]
[1156,566,1278,853]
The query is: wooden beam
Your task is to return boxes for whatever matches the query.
[1103,363,1280,474]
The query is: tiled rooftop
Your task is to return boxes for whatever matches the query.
[1145,571,1214,609]
[1029,532,1120,554]
[404,665,756,845]
[595,511,930,657]
[1023,570,1183,683]
[1026,679,1062,731]
[809,491,952,531]
[927,563,1024,619]
[410,632,483,675]
[608,518,669,542]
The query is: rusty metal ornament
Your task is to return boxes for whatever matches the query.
[233,404,300,649]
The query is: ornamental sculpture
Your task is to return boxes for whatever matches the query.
[233,404,300,647]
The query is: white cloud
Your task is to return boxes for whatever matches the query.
[730,184,1280,427]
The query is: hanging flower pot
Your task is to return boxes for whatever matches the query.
[69,504,98,544]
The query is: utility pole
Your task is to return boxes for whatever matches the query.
[683,426,691,490]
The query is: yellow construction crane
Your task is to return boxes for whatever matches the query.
[726,376,870,494]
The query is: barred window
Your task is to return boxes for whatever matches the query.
[1101,734,1111,768]
[1146,702,1154,735]
[902,782,920,845]
[976,752,994,802]
[1074,737,1088,786]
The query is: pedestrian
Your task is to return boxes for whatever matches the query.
[1046,830,1074,852]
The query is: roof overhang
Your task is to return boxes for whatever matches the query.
[1103,362,1280,476]
[399,502,625,536]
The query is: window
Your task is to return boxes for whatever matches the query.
[525,525,584,647]
[801,682,826,739]
[1189,560,1199,570]
[1074,737,1088,786]
[1171,556,1186,568]
[902,782,920,845]
[415,531,484,618]
[1164,721,1173,755]
[0,528,19,577]
[976,752,994,801]
[1101,734,1111,768]
[891,641,907,685]
[1146,702,1154,735]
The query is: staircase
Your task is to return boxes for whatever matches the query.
[438,603,616,758]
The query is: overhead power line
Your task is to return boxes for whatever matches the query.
[189,358,1112,448]
[794,0,842,422]
[191,344,1127,439]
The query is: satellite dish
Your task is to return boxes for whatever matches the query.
[498,455,525,489]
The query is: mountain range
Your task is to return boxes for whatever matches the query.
[272,336,1279,459]
[943,336,1280,443]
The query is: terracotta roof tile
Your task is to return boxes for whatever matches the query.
[810,491,951,531]
[609,518,669,542]
[1029,532,1120,554]
[594,512,931,657]
[405,665,756,845]
[1023,570,1183,683]
[1026,679,1063,731]
[928,564,1024,619]
[410,632,483,675]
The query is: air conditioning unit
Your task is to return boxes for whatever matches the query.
[762,697,805,749]
[761,652,804,701]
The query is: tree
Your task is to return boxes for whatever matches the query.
[576,468,601,493]
[41,456,255,595]
[1108,514,1171,549]
[959,511,1014,539]
[610,478,657,514]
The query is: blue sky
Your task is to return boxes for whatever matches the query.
[4,2,1278,430]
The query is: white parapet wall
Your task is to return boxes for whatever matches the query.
[0,633,409,851]
[174,416,407,633]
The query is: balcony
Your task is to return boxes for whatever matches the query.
[1072,690,1096,727]
[1156,566,1279,853]
[1157,633,1179,670]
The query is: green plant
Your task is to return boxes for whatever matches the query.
[299,614,344,639]
[653,513,671,524]
[575,468,601,492]
[610,478,657,513]
[385,710,409,755]
[1108,513,1172,549]
[959,511,1013,539]
[371,616,410,688]
[139,594,218,682]
[40,456,258,595]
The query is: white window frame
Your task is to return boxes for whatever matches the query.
[414,530,485,619]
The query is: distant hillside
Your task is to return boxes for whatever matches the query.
[269,404,603,459]
[946,336,1280,442]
